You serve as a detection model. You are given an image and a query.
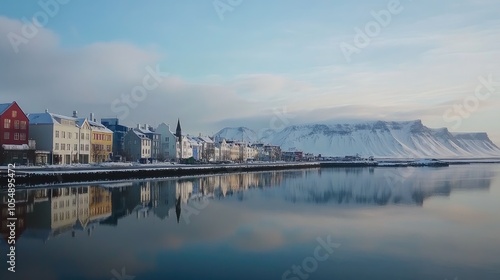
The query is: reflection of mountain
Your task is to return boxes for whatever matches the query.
[244,168,494,206]
[3,166,495,240]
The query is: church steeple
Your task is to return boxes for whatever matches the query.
[175,118,182,141]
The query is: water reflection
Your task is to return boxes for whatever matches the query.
[1,166,495,243]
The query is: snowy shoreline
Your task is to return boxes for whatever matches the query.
[1,159,499,187]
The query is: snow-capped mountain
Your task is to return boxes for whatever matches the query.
[214,120,500,158]
[213,127,258,143]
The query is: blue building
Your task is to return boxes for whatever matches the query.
[101,118,130,161]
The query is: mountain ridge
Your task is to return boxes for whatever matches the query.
[213,120,500,158]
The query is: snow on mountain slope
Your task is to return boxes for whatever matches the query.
[213,121,500,158]
[214,127,258,143]
[251,120,500,158]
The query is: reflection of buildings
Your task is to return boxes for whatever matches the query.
[1,191,28,243]
[16,186,112,241]
[9,167,491,242]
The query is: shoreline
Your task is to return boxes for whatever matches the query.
[1,160,499,187]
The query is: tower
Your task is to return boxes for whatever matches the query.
[175,119,182,141]
[175,119,182,159]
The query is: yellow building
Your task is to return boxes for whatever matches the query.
[89,120,113,163]
[89,186,112,221]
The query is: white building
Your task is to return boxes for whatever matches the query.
[28,110,92,165]
[173,135,193,159]
[155,123,178,161]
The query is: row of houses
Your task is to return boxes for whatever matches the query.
[0,101,286,165]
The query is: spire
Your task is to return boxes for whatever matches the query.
[175,118,182,139]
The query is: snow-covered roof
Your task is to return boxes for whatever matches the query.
[198,136,214,143]
[0,103,12,115]
[28,112,82,127]
[136,126,156,134]
[131,129,149,139]
[88,120,113,133]
[28,112,55,125]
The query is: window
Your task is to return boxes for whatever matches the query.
[81,133,84,139]
[165,137,169,142]
[86,133,89,140]
[75,133,78,139]
[67,144,70,150]
[4,119,10,129]
[85,144,89,151]
[62,131,65,138]
[14,133,19,140]
[61,144,65,150]
[20,133,26,141]
[106,145,111,151]
[81,144,84,151]
[55,130,59,138]
[20,121,26,130]
[12,110,17,117]
[74,144,78,151]
[68,132,72,139]
[3,132,9,140]
[55,143,59,150]
[53,213,58,222]
[14,120,19,129]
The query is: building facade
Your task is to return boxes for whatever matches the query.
[88,118,113,163]
[29,111,83,165]
[135,124,161,161]
[101,118,130,160]
[123,129,152,162]
[0,101,35,165]
[155,123,178,161]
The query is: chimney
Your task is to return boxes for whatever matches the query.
[137,124,141,129]
[45,109,49,113]
[72,110,78,118]
[90,113,94,122]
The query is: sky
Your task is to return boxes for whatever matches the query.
[0,0,499,143]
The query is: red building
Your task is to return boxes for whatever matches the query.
[0,101,35,165]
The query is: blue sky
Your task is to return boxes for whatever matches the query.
[0,0,499,142]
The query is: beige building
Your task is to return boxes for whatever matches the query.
[28,110,92,164]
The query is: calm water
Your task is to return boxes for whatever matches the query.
[1,164,500,280]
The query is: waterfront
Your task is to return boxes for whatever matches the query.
[1,164,500,280]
